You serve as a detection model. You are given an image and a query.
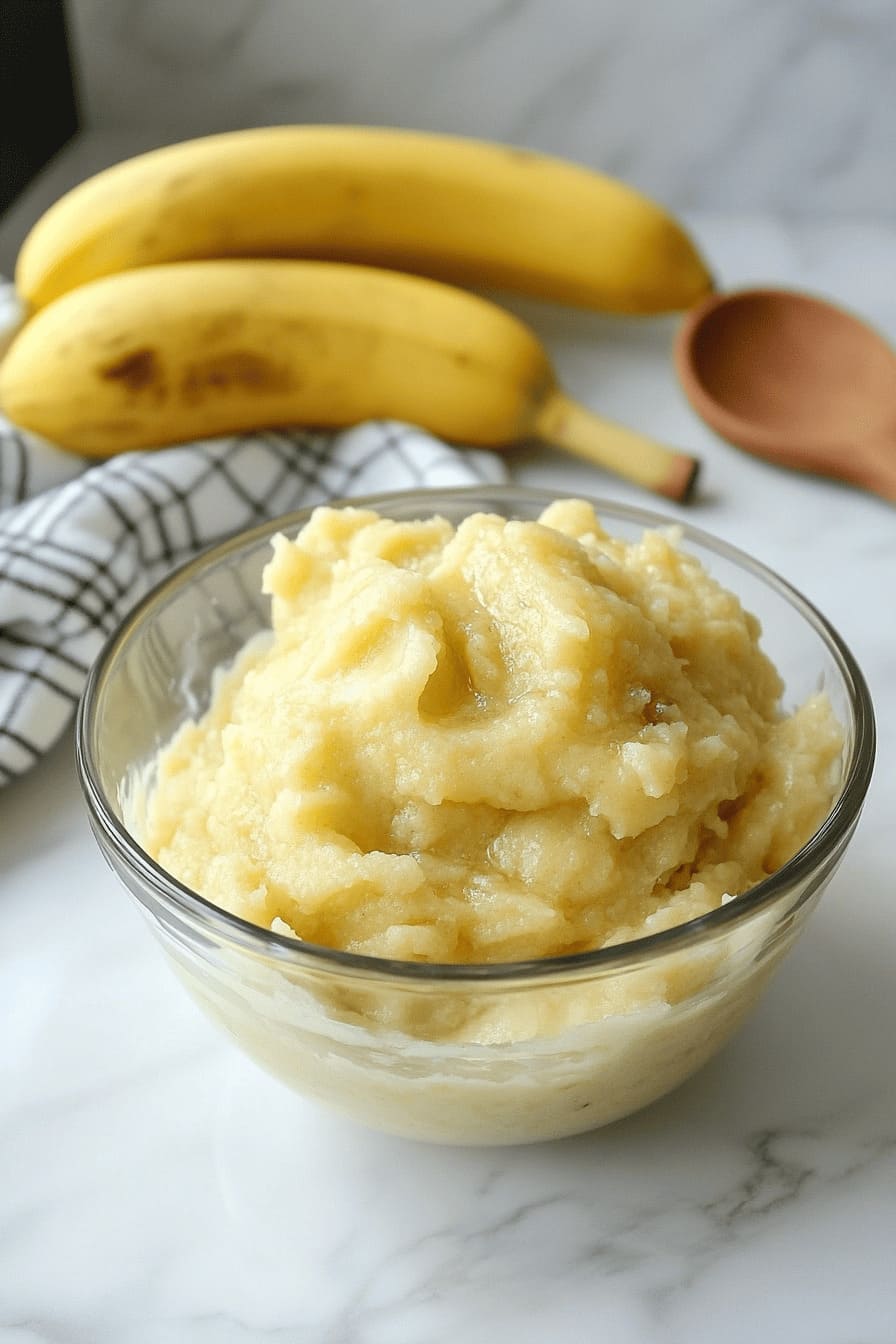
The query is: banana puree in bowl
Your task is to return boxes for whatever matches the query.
[79,489,873,1143]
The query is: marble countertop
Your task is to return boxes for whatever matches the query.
[2,137,895,1343]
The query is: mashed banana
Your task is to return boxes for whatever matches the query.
[142,501,841,964]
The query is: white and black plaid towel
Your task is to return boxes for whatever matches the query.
[0,382,505,786]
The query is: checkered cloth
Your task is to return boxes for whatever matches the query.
[0,405,505,787]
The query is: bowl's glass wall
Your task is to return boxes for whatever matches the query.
[92,827,844,1142]
[81,488,871,1143]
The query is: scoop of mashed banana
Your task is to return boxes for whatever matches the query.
[141,500,841,964]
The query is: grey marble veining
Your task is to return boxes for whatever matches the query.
[67,0,896,214]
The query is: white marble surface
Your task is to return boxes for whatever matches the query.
[66,0,896,214]
[1,145,895,1341]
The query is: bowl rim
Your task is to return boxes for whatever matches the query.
[76,484,876,985]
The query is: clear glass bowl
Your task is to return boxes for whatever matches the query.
[76,487,875,1145]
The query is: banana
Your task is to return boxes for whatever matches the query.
[0,260,698,500]
[15,126,713,315]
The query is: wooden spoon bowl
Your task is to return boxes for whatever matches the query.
[675,288,896,502]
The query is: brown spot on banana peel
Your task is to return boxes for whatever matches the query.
[99,348,160,391]
[181,351,293,402]
[199,312,246,344]
[505,146,540,166]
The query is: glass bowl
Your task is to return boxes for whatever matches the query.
[76,486,875,1145]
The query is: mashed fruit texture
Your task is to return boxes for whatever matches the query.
[143,501,841,964]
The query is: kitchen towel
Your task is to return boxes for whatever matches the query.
[0,409,505,787]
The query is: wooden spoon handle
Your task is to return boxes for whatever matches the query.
[852,437,896,503]
[533,390,699,502]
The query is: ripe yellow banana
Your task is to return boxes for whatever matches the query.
[0,261,698,500]
[15,126,713,315]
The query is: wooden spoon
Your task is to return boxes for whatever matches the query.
[674,288,896,502]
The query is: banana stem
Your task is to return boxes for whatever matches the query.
[534,389,699,502]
